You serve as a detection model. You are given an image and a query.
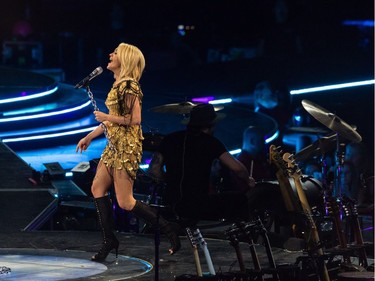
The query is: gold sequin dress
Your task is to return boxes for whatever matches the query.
[101,80,144,179]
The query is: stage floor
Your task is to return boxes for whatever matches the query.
[0,230,298,281]
[0,230,374,281]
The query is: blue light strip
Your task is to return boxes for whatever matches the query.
[0,86,58,104]
[0,100,91,122]
[2,126,97,143]
[290,80,374,95]
[139,164,150,169]
[229,148,241,155]
[265,130,279,144]
[209,98,232,105]
[3,103,58,116]
[342,20,374,27]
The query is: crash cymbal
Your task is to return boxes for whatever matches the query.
[295,133,337,162]
[149,101,223,114]
[301,99,362,143]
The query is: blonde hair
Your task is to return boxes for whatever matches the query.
[116,43,145,81]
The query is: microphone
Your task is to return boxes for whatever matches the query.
[74,66,103,89]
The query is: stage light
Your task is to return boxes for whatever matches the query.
[3,103,57,116]
[265,130,279,144]
[139,164,150,169]
[342,20,374,27]
[290,79,374,95]
[2,126,97,143]
[209,98,232,105]
[229,149,241,155]
[191,96,214,103]
[0,86,58,104]
[0,100,91,122]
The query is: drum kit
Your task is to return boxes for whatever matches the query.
[145,98,372,278]
[145,99,363,200]
[296,99,362,196]
[288,100,373,279]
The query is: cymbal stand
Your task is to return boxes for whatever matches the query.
[319,152,331,216]
[333,135,346,218]
[148,182,167,281]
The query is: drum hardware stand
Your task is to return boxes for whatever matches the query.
[146,179,169,281]
[319,153,331,217]
[150,202,161,281]
[295,252,338,281]
[333,137,346,200]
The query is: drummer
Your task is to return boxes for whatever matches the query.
[148,104,287,225]
[231,126,276,191]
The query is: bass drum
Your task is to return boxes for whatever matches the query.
[260,176,325,216]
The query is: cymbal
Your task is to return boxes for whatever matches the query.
[149,101,223,114]
[301,99,362,143]
[295,133,337,162]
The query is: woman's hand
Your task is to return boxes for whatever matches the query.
[76,136,91,153]
[94,111,108,122]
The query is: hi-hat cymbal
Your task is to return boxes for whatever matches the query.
[149,101,223,114]
[301,99,362,143]
[295,133,337,162]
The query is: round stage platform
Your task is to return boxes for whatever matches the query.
[0,248,152,281]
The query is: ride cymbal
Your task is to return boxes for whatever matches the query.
[301,99,362,143]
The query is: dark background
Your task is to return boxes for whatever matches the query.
[0,0,374,154]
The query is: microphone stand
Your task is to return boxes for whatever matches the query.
[84,84,116,152]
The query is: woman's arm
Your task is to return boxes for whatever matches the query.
[76,125,105,153]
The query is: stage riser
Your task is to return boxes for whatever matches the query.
[0,190,58,232]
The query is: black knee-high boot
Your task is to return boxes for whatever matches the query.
[132,200,181,255]
[92,196,119,262]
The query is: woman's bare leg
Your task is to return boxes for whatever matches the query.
[91,161,113,198]
[112,169,136,211]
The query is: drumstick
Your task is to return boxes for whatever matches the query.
[250,160,254,177]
